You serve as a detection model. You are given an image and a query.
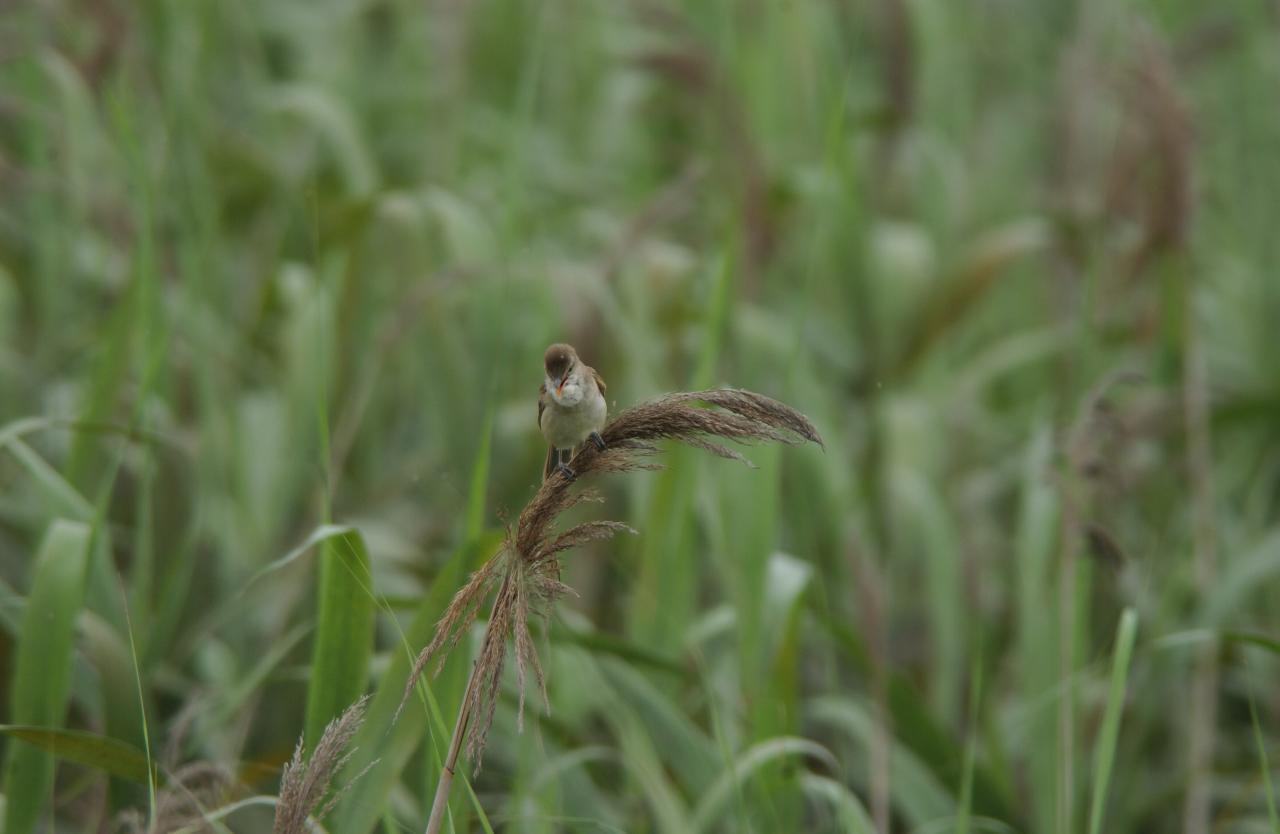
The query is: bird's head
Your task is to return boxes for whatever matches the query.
[544,343,579,401]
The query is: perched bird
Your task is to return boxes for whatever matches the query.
[538,343,607,481]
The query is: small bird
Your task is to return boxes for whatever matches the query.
[538,343,607,481]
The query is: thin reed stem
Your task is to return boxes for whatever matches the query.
[424,570,514,834]
[424,660,481,834]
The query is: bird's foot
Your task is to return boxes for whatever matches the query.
[556,462,577,481]
[589,431,606,451]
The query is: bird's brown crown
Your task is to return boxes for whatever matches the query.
[543,343,577,379]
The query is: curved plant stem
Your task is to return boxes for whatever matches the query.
[425,661,481,834]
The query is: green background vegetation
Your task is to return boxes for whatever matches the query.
[2,0,1279,831]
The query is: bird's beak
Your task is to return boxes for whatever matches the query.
[556,373,568,396]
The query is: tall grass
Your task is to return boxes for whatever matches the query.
[1,521,91,834]
[1,1,1279,832]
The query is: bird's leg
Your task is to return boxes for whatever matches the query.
[555,447,576,481]
[589,431,606,451]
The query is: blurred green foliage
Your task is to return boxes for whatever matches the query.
[1,0,1279,831]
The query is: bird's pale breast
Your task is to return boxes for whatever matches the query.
[542,386,606,450]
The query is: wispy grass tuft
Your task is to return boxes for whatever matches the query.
[274,695,375,834]
[401,388,822,831]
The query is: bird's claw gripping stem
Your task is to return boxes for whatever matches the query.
[589,431,606,451]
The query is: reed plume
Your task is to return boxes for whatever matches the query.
[402,388,822,833]
[273,695,374,834]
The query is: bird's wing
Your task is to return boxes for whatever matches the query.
[589,366,607,398]
[539,383,555,482]
[543,444,557,482]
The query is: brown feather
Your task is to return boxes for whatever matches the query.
[543,445,557,482]
[538,383,555,481]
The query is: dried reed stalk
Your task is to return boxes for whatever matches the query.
[402,388,822,834]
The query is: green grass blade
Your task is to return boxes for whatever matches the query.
[628,252,732,652]
[1087,608,1138,834]
[894,469,964,722]
[689,737,837,833]
[1224,630,1280,656]
[0,726,155,784]
[243,523,356,589]
[429,402,492,832]
[1246,662,1280,833]
[552,621,685,677]
[1205,529,1280,626]
[212,621,313,730]
[956,657,984,834]
[692,251,733,390]
[327,531,502,834]
[810,695,956,829]
[1013,425,1059,833]
[118,576,158,823]
[304,528,376,748]
[2,519,92,834]
[799,774,876,834]
[613,718,691,832]
[599,659,720,797]
[465,404,494,539]
[817,610,1013,821]
[2,437,94,522]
